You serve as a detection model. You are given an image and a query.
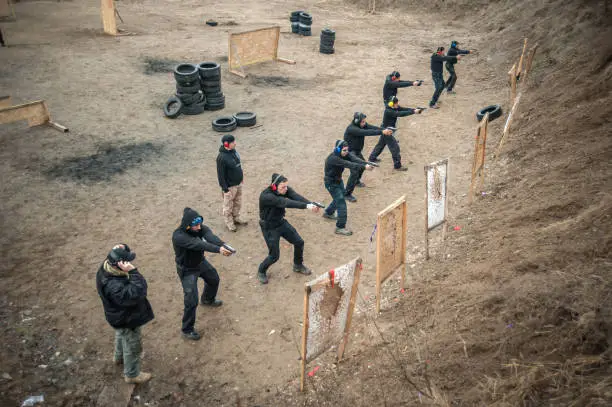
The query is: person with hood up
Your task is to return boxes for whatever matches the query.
[382,71,423,103]
[445,40,472,94]
[368,96,423,171]
[96,244,154,384]
[323,140,374,235]
[257,174,320,284]
[216,134,247,232]
[343,112,392,202]
[429,46,461,109]
[172,208,233,340]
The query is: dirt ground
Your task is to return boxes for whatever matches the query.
[1,0,610,406]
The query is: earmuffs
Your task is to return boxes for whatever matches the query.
[391,71,400,80]
[353,112,366,125]
[334,144,343,154]
[223,141,230,148]
[387,96,398,107]
[271,173,283,191]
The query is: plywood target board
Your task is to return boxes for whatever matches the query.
[228,26,295,77]
[375,196,407,313]
[300,257,362,391]
[426,159,448,230]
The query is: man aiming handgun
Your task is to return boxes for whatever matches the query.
[343,112,392,202]
[323,140,375,236]
[383,70,423,104]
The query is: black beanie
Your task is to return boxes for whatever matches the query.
[221,134,235,145]
[391,71,400,78]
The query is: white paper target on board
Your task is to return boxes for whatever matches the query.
[426,159,448,230]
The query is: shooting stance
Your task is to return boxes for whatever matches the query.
[216,134,247,232]
[368,96,423,171]
[257,173,320,284]
[172,208,233,340]
[429,46,461,108]
[383,71,423,103]
[324,140,374,235]
[343,112,391,202]
[96,244,154,384]
[445,40,471,93]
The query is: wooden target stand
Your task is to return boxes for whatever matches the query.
[0,96,68,133]
[101,0,133,36]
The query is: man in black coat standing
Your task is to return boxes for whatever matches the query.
[445,40,471,94]
[216,134,247,232]
[172,208,233,340]
[368,96,423,171]
[323,140,374,235]
[343,112,391,202]
[257,174,320,284]
[96,244,154,384]
[382,71,423,103]
[429,46,461,109]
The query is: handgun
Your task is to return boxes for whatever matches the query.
[311,202,326,208]
[222,244,236,254]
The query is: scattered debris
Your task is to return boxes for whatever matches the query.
[21,395,44,406]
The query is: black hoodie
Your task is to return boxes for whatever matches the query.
[343,122,384,152]
[382,106,416,128]
[446,46,470,68]
[216,146,244,192]
[382,74,415,101]
[431,53,458,72]
[324,152,367,184]
[259,187,310,229]
[172,207,225,270]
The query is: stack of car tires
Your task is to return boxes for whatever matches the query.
[320,28,335,54]
[289,11,302,34]
[198,62,225,111]
[167,63,206,118]
[298,12,312,36]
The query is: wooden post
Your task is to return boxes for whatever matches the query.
[508,63,517,104]
[469,113,489,204]
[424,165,429,260]
[299,285,310,392]
[401,201,407,289]
[101,0,118,36]
[338,259,362,361]
[522,43,539,83]
[517,38,528,77]
[0,95,11,109]
[479,118,488,193]
[494,93,522,159]
[442,160,449,243]
[375,212,382,313]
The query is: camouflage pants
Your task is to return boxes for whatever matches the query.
[222,184,243,228]
[114,326,142,378]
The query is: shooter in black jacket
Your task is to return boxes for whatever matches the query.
[343,112,392,201]
[172,207,233,340]
[429,46,461,108]
[445,40,471,93]
[382,71,423,103]
[368,96,423,171]
[257,174,320,284]
[323,140,374,236]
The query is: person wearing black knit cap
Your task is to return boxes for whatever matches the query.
[323,140,374,235]
[257,174,320,284]
[430,46,461,109]
[96,244,154,384]
[382,71,423,103]
[216,134,247,232]
[368,96,423,171]
[445,40,472,94]
[343,112,390,202]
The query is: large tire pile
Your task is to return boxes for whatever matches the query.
[198,62,225,111]
[173,63,206,116]
[289,11,312,36]
[320,28,335,54]
[289,11,302,34]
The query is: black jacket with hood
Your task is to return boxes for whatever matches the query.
[172,207,225,271]
[324,150,367,184]
[96,264,154,329]
[382,74,415,101]
[431,53,458,72]
[382,106,416,128]
[445,46,470,68]
[343,122,384,152]
[216,146,244,192]
[259,185,310,229]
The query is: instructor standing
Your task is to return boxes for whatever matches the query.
[216,134,247,232]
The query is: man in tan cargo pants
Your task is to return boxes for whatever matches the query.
[216,134,248,232]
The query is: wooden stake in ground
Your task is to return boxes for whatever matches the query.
[299,285,310,392]
[424,159,449,260]
[522,43,539,83]
[517,38,528,77]
[494,93,522,159]
[469,113,489,204]
[508,63,517,104]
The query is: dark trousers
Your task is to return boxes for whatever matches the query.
[369,133,402,168]
[325,181,348,229]
[177,259,220,333]
[345,150,365,195]
[445,64,457,91]
[430,71,445,106]
[258,220,304,275]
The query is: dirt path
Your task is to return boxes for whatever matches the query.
[0,0,505,404]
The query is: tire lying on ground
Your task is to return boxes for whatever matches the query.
[476,104,503,122]
[233,111,257,127]
[163,96,183,119]
[174,63,200,84]
[212,116,237,132]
